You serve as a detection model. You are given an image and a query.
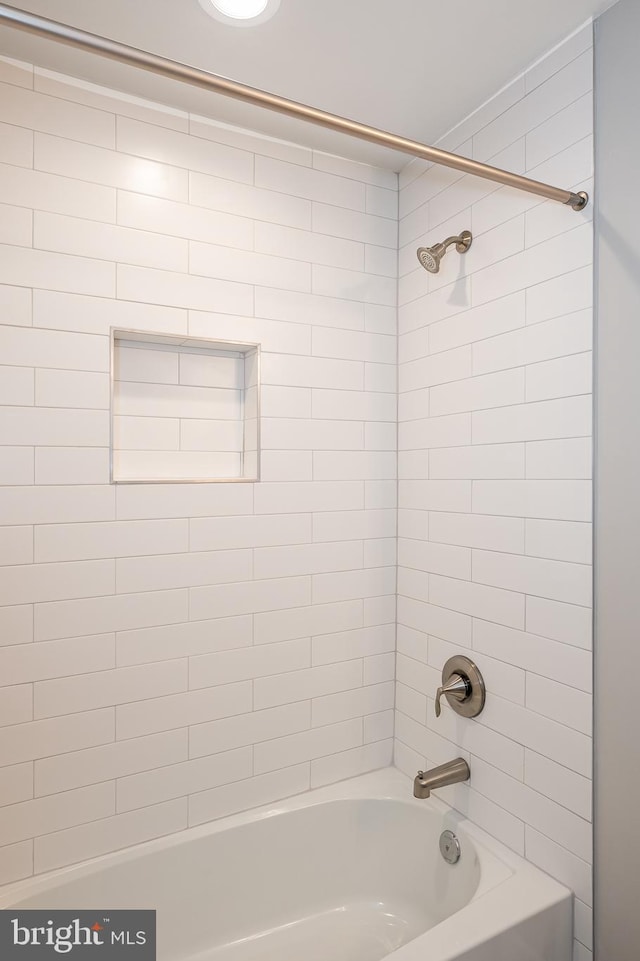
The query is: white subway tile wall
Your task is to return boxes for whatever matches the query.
[0,56,397,878]
[0,25,594,960]
[395,24,593,961]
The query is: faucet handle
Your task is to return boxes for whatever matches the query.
[435,673,469,717]
[435,656,486,719]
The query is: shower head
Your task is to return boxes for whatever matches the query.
[417,246,441,273]
[417,230,472,274]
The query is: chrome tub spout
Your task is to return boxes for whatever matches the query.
[413,759,470,799]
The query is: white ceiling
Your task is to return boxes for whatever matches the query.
[0,0,614,169]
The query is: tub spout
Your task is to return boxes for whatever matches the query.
[413,759,470,798]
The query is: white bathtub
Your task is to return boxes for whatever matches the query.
[0,769,572,961]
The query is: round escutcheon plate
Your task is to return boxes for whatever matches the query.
[439,830,461,864]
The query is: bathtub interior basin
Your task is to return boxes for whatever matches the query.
[0,769,572,961]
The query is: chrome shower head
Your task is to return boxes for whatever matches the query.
[417,230,472,274]
[417,246,442,273]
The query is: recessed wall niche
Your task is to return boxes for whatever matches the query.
[110,329,260,483]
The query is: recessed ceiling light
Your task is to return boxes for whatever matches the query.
[198,0,281,26]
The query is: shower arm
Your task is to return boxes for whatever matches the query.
[0,2,588,211]
[441,235,468,253]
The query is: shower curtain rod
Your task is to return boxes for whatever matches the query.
[0,2,588,211]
